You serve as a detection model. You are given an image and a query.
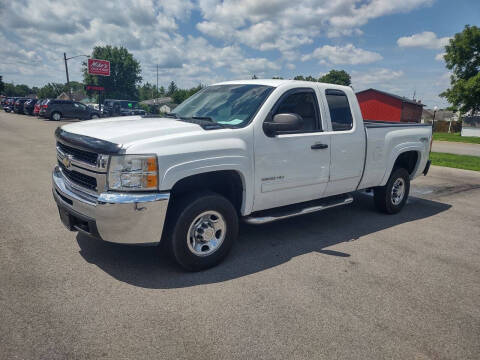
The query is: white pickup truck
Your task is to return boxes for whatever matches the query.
[52,80,432,270]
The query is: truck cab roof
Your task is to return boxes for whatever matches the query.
[213,79,352,92]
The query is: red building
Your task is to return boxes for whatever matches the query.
[356,88,424,123]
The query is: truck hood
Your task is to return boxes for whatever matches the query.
[60,116,204,146]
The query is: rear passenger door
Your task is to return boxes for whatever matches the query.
[322,89,366,196]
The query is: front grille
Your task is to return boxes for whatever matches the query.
[57,142,98,165]
[58,161,97,191]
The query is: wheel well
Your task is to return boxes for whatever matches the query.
[393,151,419,175]
[170,171,244,214]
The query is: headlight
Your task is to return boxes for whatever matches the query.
[108,155,158,191]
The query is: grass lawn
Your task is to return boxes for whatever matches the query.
[430,152,480,172]
[433,132,480,144]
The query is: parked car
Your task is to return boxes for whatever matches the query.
[39,99,102,120]
[102,99,146,117]
[52,80,432,271]
[13,98,30,114]
[4,97,20,112]
[33,99,47,116]
[23,98,38,115]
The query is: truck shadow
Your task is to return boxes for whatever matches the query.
[76,193,451,289]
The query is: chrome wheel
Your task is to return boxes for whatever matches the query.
[187,211,226,257]
[391,178,405,205]
[52,112,61,121]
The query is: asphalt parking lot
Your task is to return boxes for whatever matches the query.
[1,111,479,360]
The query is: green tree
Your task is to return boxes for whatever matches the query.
[158,85,165,96]
[0,76,4,94]
[138,82,159,101]
[319,70,351,86]
[293,75,306,81]
[171,84,203,104]
[167,81,178,96]
[440,25,480,114]
[83,45,142,100]
[37,83,65,99]
[3,82,32,96]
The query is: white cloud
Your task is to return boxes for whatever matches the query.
[352,68,404,88]
[397,31,451,50]
[0,0,442,95]
[0,0,286,88]
[302,44,383,65]
[197,0,433,56]
[435,53,446,61]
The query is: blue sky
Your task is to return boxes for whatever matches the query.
[1,0,479,108]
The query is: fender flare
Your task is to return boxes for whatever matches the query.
[380,143,424,186]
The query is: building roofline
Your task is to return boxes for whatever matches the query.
[356,88,425,106]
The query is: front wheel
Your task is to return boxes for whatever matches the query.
[90,114,99,119]
[374,168,410,214]
[165,192,238,271]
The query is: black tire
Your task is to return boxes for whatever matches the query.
[90,114,99,120]
[164,191,238,271]
[50,111,61,121]
[374,168,410,214]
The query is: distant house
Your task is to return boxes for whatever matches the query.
[356,88,424,123]
[159,104,177,114]
[462,116,480,137]
[57,91,85,102]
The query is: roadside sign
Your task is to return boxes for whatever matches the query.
[87,59,110,76]
[85,85,105,91]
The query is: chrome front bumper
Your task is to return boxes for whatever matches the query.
[52,166,170,244]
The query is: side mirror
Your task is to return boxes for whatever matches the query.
[263,113,303,136]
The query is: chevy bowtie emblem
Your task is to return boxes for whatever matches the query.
[62,155,73,169]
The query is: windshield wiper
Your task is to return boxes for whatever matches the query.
[191,116,214,122]
[165,112,178,118]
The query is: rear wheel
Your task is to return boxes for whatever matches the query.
[90,114,99,119]
[164,192,238,271]
[50,111,61,121]
[374,168,410,214]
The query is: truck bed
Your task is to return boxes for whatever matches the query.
[357,121,432,190]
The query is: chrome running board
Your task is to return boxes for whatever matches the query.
[243,194,354,225]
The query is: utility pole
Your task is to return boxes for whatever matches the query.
[156,64,159,98]
[62,53,89,100]
[64,52,70,99]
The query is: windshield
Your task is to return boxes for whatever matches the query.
[173,84,274,127]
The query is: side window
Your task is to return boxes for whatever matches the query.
[325,89,353,131]
[274,91,320,132]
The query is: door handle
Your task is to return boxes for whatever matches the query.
[311,143,328,150]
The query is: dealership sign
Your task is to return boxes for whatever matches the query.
[87,59,110,76]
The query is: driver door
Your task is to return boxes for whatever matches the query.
[253,87,331,212]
